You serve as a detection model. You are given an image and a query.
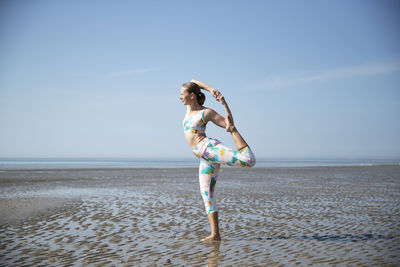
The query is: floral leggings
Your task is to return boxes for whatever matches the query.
[193,138,256,214]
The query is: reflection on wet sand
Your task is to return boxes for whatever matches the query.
[205,241,221,267]
[229,234,396,242]
[0,166,399,266]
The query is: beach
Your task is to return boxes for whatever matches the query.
[0,165,399,266]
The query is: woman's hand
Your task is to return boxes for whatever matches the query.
[225,114,235,132]
[216,94,226,105]
[209,88,220,98]
[190,79,226,104]
[211,89,226,104]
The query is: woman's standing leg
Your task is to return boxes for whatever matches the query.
[199,158,221,241]
[198,138,255,242]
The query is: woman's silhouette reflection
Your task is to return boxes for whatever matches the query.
[205,241,221,267]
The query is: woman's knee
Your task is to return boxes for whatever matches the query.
[247,157,256,167]
[239,146,256,167]
[199,161,219,214]
[201,190,217,214]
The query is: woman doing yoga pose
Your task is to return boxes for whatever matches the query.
[180,79,256,241]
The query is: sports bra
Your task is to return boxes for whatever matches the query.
[183,108,207,135]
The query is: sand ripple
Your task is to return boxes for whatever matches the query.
[0,166,399,266]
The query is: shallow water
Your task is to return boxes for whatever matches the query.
[0,166,399,266]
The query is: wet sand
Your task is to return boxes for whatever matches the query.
[0,166,399,266]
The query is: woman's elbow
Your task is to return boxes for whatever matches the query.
[218,118,226,128]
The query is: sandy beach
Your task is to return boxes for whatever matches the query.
[0,166,399,266]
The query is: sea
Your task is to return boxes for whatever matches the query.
[0,157,398,170]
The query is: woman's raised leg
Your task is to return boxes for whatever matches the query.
[202,137,255,168]
[225,114,248,150]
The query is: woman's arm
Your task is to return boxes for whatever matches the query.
[207,109,227,129]
[219,96,235,131]
[191,79,221,99]
[192,79,235,131]
[207,95,235,131]
[191,79,212,92]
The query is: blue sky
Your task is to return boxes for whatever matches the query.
[0,0,399,159]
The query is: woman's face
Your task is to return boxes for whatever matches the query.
[180,87,193,105]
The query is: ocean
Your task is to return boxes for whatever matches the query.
[0,157,398,170]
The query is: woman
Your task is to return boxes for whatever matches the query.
[180,79,256,241]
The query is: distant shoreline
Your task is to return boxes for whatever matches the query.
[0,164,399,172]
[0,157,399,171]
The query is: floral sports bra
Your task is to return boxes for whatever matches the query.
[183,108,207,135]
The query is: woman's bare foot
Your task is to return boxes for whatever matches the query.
[201,235,221,242]
[225,114,235,132]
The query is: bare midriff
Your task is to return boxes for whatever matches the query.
[184,133,207,151]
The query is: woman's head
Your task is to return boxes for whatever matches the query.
[180,82,205,106]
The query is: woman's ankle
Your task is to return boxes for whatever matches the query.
[238,145,248,151]
[228,126,237,133]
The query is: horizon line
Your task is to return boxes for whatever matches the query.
[0,157,399,161]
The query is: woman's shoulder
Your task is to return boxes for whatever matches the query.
[203,107,217,121]
[203,106,214,114]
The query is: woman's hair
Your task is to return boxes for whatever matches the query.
[182,82,206,105]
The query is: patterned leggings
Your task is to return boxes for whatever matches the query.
[194,138,256,214]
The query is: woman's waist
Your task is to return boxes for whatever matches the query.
[192,137,210,158]
[191,137,221,158]
[183,128,206,135]
[185,133,207,150]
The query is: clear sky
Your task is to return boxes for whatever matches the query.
[1,0,399,159]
